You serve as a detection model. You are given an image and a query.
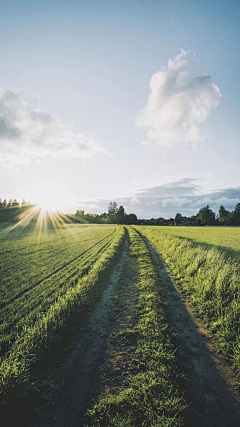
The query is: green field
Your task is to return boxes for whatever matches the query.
[0,224,125,418]
[138,226,240,378]
[0,224,240,426]
[0,223,118,353]
[151,226,240,257]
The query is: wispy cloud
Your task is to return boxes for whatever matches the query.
[0,87,107,166]
[136,178,199,197]
[136,49,221,146]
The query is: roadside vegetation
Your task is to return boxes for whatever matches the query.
[0,224,125,422]
[88,227,186,426]
[138,226,240,381]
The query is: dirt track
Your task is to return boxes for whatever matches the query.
[27,239,129,427]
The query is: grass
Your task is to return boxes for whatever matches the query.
[137,226,240,382]
[0,224,117,354]
[88,227,186,426]
[151,226,240,259]
[0,224,125,422]
[1,223,239,424]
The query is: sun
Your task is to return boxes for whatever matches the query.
[34,185,65,213]
[36,200,59,213]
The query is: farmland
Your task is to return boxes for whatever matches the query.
[0,224,240,426]
[149,226,240,258]
[137,226,240,378]
[0,223,125,421]
[0,224,119,353]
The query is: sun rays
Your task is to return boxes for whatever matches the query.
[5,204,73,239]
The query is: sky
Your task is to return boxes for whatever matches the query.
[0,0,240,218]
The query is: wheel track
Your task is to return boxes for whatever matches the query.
[140,232,240,427]
[27,233,129,427]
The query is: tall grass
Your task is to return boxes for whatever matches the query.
[138,227,240,380]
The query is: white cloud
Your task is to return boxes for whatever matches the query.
[162,196,194,208]
[0,87,107,166]
[130,197,141,205]
[136,49,221,146]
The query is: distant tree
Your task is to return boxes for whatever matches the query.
[218,205,231,225]
[190,215,199,226]
[233,203,240,225]
[2,199,7,209]
[197,205,216,225]
[155,217,166,225]
[108,202,118,223]
[99,213,108,223]
[175,213,182,225]
[7,199,13,208]
[76,209,85,217]
[0,199,2,209]
[116,205,125,224]
[125,213,138,225]
[12,199,19,208]
[21,199,27,208]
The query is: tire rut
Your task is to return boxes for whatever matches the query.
[27,235,129,427]
[142,235,240,427]
[88,245,139,419]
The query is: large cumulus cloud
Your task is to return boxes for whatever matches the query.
[136,49,221,146]
[0,87,106,166]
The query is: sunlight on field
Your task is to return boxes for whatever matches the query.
[149,226,240,255]
[0,224,119,355]
[6,205,72,238]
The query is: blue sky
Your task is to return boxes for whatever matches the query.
[0,0,240,217]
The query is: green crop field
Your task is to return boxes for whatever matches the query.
[150,226,240,257]
[0,224,125,417]
[0,224,240,426]
[137,226,240,379]
[0,224,119,353]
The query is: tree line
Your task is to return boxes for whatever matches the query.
[142,203,240,226]
[0,199,33,223]
[0,199,29,209]
[75,201,240,226]
[75,202,138,225]
[173,204,240,226]
[1,197,240,226]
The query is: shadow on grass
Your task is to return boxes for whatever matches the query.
[142,234,240,427]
